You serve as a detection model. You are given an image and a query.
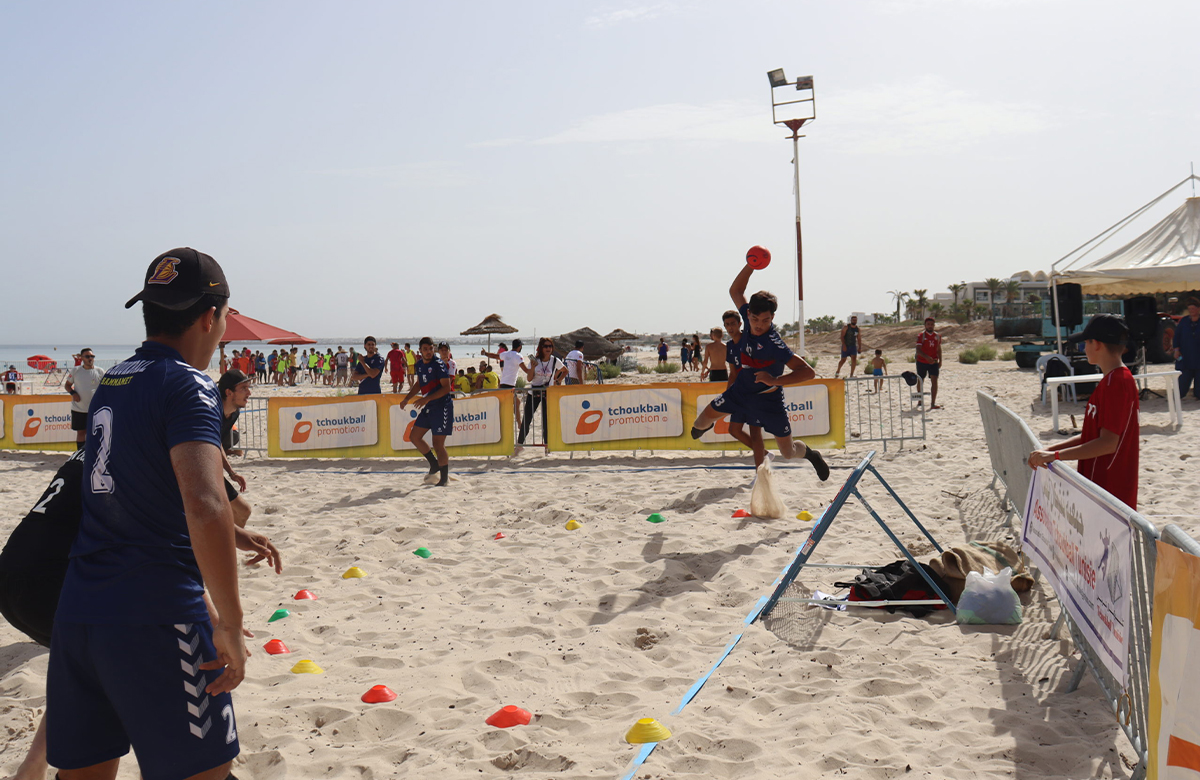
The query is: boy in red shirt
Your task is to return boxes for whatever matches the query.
[386,341,406,393]
[1028,314,1140,509]
[915,317,943,409]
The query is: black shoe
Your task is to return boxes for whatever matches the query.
[805,448,830,482]
[690,424,713,440]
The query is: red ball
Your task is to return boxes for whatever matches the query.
[746,245,771,269]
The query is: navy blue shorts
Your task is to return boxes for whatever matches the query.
[840,348,858,358]
[712,388,790,436]
[916,361,940,379]
[414,400,454,436]
[47,621,239,780]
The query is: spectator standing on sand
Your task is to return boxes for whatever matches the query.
[519,337,566,445]
[1173,296,1200,399]
[1029,315,1140,509]
[565,340,586,385]
[691,334,703,371]
[869,349,887,394]
[65,348,104,449]
[404,343,417,389]
[386,341,406,393]
[680,340,691,372]
[915,317,943,410]
[439,342,457,376]
[335,346,349,386]
[701,328,727,382]
[834,315,862,378]
[658,338,668,364]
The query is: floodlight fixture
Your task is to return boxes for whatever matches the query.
[767,68,787,88]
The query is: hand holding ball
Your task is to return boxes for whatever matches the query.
[745,245,771,270]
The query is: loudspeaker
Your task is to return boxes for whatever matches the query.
[1124,296,1158,343]
[1055,283,1083,327]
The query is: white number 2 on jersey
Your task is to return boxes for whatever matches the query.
[90,406,115,494]
[31,478,65,514]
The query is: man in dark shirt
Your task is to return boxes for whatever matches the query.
[355,336,385,395]
[218,369,254,527]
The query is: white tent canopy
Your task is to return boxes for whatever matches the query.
[1055,176,1200,295]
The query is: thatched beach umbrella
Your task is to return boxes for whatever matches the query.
[460,313,519,353]
[603,328,639,343]
[552,327,623,362]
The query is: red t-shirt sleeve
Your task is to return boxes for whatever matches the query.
[1098,370,1137,436]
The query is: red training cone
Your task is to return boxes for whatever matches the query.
[494,532,505,540]
[361,685,397,703]
[263,639,290,655]
[294,589,318,600]
[486,705,532,728]
[732,509,751,518]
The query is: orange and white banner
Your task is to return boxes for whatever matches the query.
[0,396,77,451]
[545,380,844,453]
[1149,542,1200,779]
[267,391,515,458]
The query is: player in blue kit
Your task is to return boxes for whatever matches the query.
[689,263,830,481]
[47,248,281,780]
[354,336,385,395]
[398,336,455,487]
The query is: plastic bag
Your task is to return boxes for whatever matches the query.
[956,567,1022,625]
[750,458,786,519]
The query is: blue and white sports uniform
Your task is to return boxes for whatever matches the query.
[356,352,385,395]
[48,341,239,780]
[711,304,794,437]
[413,356,454,436]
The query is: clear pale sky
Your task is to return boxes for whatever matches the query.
[3,0,1198,343]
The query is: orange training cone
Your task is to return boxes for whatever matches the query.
[263,639,290,655]
[494,532,505,540]
[486,705,532,728]
[732,509,751,518]
[294,589,318,600]
[361,685,397,703]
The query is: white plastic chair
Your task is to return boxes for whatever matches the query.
[1037,354,1076,404]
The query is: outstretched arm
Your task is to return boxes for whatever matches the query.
[729,264,754,309]
[756,354,816,388]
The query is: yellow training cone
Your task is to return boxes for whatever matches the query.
[565,519,582,531]
[625,717,671,744]
[291,659,324,674]
[797,511,813,522]
[342,566,366,579]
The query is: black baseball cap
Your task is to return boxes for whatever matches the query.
[1067,314,1129,346]
[125,248,229,310]
[217,369,251,396]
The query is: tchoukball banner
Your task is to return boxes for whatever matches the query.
[1148,541,1200,779]
[545,380,844,453]
[267,391,515,458]
[1022,464,1132,687]
[0,395,77,451]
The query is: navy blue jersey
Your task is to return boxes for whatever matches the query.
[725,336,742,371]
[734,303,794,393]
[356,353,385,395]
[415,356,452,403]
[56,341,222,625]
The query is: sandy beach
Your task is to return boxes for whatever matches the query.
[1,334,1195,779]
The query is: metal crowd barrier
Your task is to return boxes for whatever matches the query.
[513,386,550,447]
[977,391,1200,780]
[976,391,1039,524]
[233,396,270,455]
[843,374,925,451]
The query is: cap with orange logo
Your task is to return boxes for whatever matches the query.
[124,247,230,310]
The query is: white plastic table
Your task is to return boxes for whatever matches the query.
[1046,369,1182,431]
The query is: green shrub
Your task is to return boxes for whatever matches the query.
[516,377,527,388]
[600,363,622,379]
[653,362,681,374]
[804,355,818,369]
[971,343,997,361]
[958,349,980,364]
[1000,350,1016,361]
[636,365,653,374]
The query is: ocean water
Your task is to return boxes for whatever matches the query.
[0,341,526,374]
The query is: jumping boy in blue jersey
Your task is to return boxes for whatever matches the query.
[689,263,830,481]
[399,336,455,487]
[47,248,281,780]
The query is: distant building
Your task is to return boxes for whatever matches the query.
[964,271,1050,306]
[849,311,875,325]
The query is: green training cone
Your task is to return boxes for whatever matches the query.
[413,547,432,558]
[645,513,665,524]
[268,608,290,623]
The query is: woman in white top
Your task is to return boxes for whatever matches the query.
[518,337,566,445]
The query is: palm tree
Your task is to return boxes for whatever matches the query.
[984,277,1004,318]
[948,282,966,309]
[928,302,944,319]
[1004,279,1021,305]
[888,290,909,323]
[912,289,929,321]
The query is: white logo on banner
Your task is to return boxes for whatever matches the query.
[559,388,682,444]
[389,397,501,450]
[1022,466,1132,686]
[278,401,377,451]
[695,384,830,442]
[13,402,74,444]
[0,399,5,439]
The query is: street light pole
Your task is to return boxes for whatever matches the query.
[767,70,815,358]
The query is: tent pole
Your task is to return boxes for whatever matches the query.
[1050,275,1064,356]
